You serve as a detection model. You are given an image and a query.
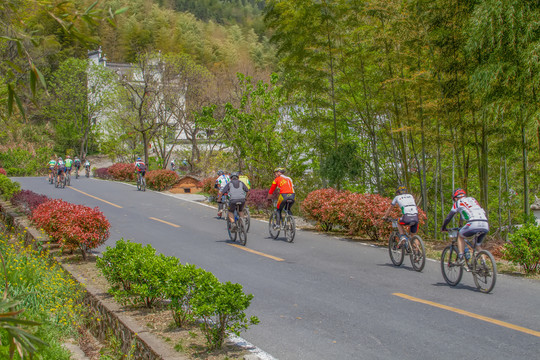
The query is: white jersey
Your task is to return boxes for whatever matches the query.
[451,197,487,222]
[216,175,229,191]
[391,194,418,215]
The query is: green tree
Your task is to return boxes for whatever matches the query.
[45,57,117,157]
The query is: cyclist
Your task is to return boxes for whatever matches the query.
[215,170,230,218]
[84,159,91,175]
[267,167,295,225]
[56,156,66,184]
[65,156,73,178]
[441,188,489,265]
[218,172,249,230]
[73,156,81,174]
[239,171,251,190]
[47,158,56,182]
[383,185,419,246]
[170,159,176,172]
[135,157,146,180]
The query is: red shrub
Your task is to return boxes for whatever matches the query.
[146,169,179,191]
[32,199,110,259]
[200,177,218,197]
[301,188,341,231]
[301,188,426,241]
[95,167,112,180]
[246,189,272,214]
[11,190,49,215]
[108,163,135,181]
[0,168,6,176]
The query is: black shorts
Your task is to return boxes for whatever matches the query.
[399,214,419,233]
[228,199,245,212]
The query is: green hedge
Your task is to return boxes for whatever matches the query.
[96,239,259,349]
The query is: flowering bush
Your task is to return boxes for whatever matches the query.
[32,199,110,259]
[146,169,179,191]
[10,190,49,215]
[200,177,218,197]
[108,163,135,181]
[94,167,112,180]
[503,218,540,274]
[246,188,272,214]
[0,168,6,176]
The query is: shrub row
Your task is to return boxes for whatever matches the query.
[31,199,110,259]
[301,188,426,241]
[101,164,180,191]
[96,239,259,350]
[10,189,50,215]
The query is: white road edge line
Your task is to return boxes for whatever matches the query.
[227,333,278,360]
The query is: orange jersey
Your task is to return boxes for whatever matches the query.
[269,175,294,194]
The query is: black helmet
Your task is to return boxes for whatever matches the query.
[396,185,407,195]
[230,172,239,180]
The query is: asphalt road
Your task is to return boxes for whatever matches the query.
[13,176,540,360]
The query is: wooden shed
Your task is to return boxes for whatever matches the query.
[170,175,203,194]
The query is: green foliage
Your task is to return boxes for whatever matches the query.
[164,263,203,327]
[0,233,87,359]
[97,240,259,349]
[191,279,259,350]
[0,147,53,176]
[0,175,21,201]
[504,218,540,274]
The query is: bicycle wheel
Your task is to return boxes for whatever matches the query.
[243,207,251,233]
[66,173,70,186]
[441,244,463,286]
[75,169,79,179]
[284,214,296,243]
[86,168,89,177]
[409,235,426,272]
[268,212,280,239]
[136,176,141,191]
[237,218,247,246]
[142,176,146,191]
[388,232,404,266]
[54,176,58,188]
[472,250,497,293]
[227,216,237,241]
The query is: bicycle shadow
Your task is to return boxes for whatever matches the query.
[377,262,421,272]
[432,282,481,292]
[266,235,293,243]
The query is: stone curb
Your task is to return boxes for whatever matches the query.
[0,200,189,360]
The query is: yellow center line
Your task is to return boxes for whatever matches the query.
[228,244,285,261]
[393,293,540,338]
[149,217,180,228]
[68,187,123,208]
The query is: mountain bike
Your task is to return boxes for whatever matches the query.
[136,172,146,191]
[55,171,66,189]
[65,170,71,186]
[243,206,251,232]
[48,168,54,184]
[226,201,247,246]
[441,227,497,293]
[386,218,426,272]
[269,199,295,243]
[85,166,90,178]
[75,166,79,179]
